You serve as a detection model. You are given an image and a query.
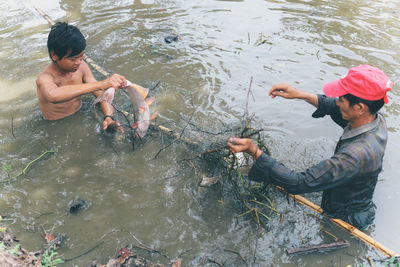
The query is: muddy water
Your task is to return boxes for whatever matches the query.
[1,0,400,266]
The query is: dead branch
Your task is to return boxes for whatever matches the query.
[153,124,198,145]
[64,241,104,262]
[245,76,254,120]
[179,113,238,136]
[11,117,16,139]
[223,249,248,267]
[112,103,136,151]
[206,258,223,267]
[153,111,195,159]
[286,240,350,256]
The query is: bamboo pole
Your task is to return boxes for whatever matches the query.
[277,186,399,257]
[31,2,400,259]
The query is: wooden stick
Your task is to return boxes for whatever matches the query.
[286,240,350,256]
[276,186,399,257]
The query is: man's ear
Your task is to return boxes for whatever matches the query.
[50,51,59,61]
[358,102,369,115]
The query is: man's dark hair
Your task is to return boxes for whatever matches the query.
[343,94,384,114]
[47,22,86,61]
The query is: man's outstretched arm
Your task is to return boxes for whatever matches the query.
[269,83,318,108]
[36,67,126,104]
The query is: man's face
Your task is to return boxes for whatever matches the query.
[336,96,359,121]
[52,50,84,72]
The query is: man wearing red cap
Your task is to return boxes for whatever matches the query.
[227,65,392,229]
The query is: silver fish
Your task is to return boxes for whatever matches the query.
[93,87,115,105]
[126,82,156,138]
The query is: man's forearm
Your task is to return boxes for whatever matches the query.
[46,81,109,103]
[299,91,319,108]
[99,101,114,117]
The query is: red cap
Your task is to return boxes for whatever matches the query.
[323,65,392,104]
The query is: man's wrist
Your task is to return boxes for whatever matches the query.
[100,80,110,90]
[104,115,114,121]
[253,147,262,159]
[248,143,262,159]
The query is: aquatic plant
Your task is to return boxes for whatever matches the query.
[41,245,64,267]
[254,32,273,46]
[0,150,55,183]
[0,242,21,256]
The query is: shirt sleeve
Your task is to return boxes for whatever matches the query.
[312,94,347,129]
[248,150,361,194]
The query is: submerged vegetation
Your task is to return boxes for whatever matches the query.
[41,245,64,267]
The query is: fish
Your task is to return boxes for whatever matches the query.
[126,82,158,138]
[92,80,157,138]
[93,87,115,105]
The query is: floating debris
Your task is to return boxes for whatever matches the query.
[164,35,181,44]
[68,197,89,214]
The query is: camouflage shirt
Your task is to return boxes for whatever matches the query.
[249,94,387,229]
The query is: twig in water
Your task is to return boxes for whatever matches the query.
[150,80,161,91]
[248,199,279,214]
[11,117,16,139]
[127,230,148,248]
[206,258,223,267]
[224,248,249,267]
[112,103,135,151]
[321,229,338,241]
[1,150,55,183]
[63,241,104,262]
[200,145,229,156]
[286,240,350,255]
[179,114,237,136]
[133,244,171,261]
[64,229,121,262]
[245,76,254,120]
[153,111,195,159]
[254,209,263,237]
[125,230,170,260]
[252,229,259,267]
[367,256,375,267]
[189,160,197,176]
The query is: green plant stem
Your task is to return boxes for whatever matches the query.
[248,199,279,214]
[1,150,55,183]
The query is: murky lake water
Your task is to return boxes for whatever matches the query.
[1,0,400,266]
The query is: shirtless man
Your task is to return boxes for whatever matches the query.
[36,22,127,132]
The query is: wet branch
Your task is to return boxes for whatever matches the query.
[244,76,254,120]
[11,117,16,139]
[153,111,195,159]
[286,240,350,256]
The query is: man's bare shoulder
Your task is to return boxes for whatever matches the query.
[36,64,56,86]
[80,61,97,83]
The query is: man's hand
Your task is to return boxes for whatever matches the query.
[103,116,124,134]
[227,137,262,159]
[104,74,127,90]
[269,83,303,99]
[269,83,318,107]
